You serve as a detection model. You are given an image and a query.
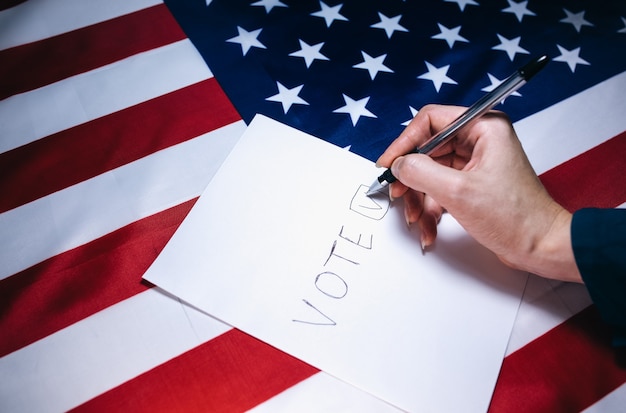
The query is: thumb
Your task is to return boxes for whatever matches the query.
[391,154,463,208]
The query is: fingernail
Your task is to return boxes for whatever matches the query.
[404,207,411,229]
[420,234,428,253]
[390,156,404,177]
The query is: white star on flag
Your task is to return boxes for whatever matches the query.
[481,73,522,102]
[226,26,266,56]
[333,94,377,126]
[554,45,590,72]
[370,13,408,38]
[560,9,593,32]
[502,0,536,22]
[444,0,478,11]
[311,1,348,27]
[401,106,419,126]
[492,34,529,60]
[289,39,329,68]
[431,23,469,48]
[418,61,457,92]
[251,0,288,13]
[353,52,393,80]
[266,82,309,113]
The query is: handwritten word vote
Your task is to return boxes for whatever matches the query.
[292,184,390,326]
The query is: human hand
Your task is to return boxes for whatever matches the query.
[377,104,581,282]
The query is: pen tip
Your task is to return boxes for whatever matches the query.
[366,180,388,197]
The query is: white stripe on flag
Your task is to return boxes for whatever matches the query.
[0,288,231,413]
[0,39,211,154]
[0,0,161,50]
[0,121,245,280]
[514,71,626,175]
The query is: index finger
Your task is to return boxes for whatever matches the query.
[376,104,468,168]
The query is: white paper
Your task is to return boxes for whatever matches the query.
[144,115,528,412]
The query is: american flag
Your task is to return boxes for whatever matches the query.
[1,0,625,411]
[166,0,626,161]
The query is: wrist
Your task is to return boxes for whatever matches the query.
[525,206,582,283]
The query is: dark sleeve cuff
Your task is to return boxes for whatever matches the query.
[572,208,626,349]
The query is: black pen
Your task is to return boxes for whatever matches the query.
[366,54,550,196]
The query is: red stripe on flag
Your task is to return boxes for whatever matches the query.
[70,328,319,413]
[0,4,186,99]
[540,131,626,212]
[0,78,240,213]
[490,306,626,412]
[0,199,196,358]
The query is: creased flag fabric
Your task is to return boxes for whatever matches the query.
[1,0,626,412]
